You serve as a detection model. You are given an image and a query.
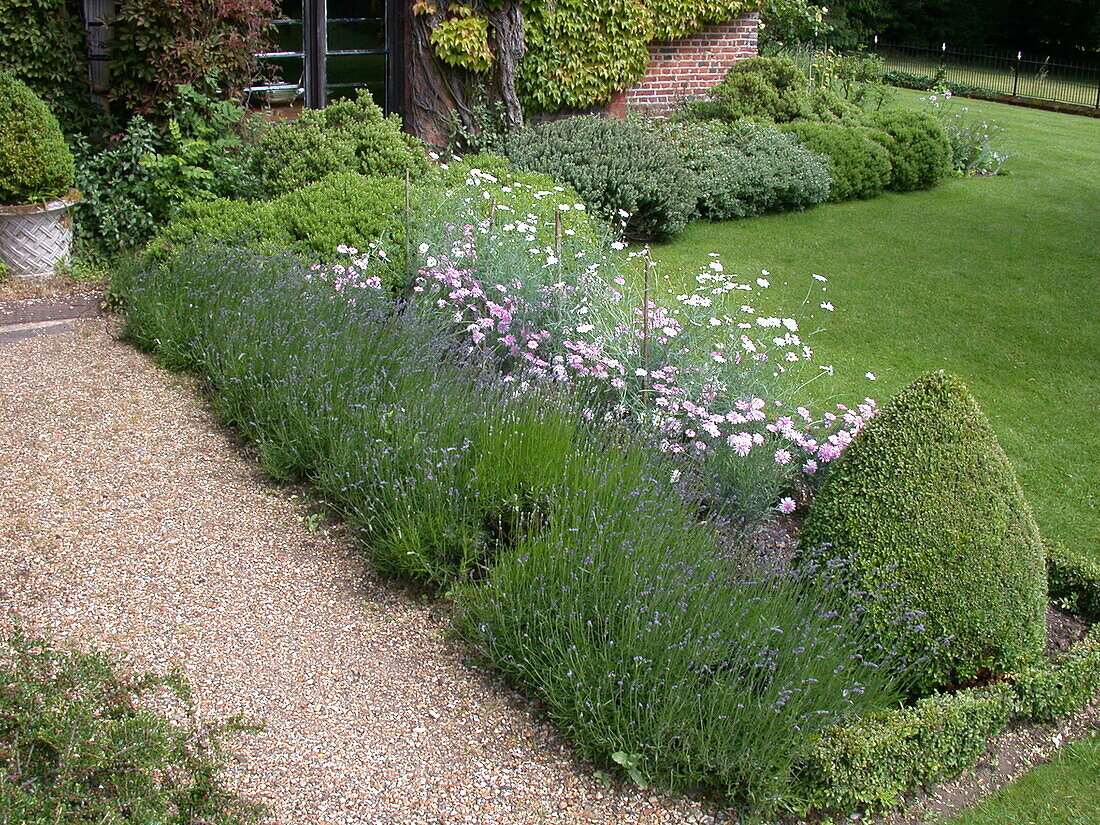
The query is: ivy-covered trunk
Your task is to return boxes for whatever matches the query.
[407,0,524,146]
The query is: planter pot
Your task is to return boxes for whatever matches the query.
[0,191,81,279]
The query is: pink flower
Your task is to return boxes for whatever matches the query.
[774,449,792,465]
[777,497,797,515]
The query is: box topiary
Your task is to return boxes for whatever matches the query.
[0,71,74,205]
[799,370,1047,695]
[781,121,891,202]
[863,108,952,192]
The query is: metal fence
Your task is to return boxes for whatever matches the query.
[868,40,1100,109]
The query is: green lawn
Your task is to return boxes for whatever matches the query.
[652,91,1100,559]
[946,734,1100,825]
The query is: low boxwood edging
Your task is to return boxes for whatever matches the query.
[1047,543,1100,621]
[797,561,1100,813]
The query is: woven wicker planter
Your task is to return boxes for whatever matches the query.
[0,191,81,279]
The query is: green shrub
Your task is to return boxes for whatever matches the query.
[799,371,1048,694]
[154,173,405,275]
[799,684,1016,810]
[1011,629,1100,721]
[1047,543,1100,621]
[782,121,891,201]
[655,120,832,219]
[0,72,74,204]
[253,92,430,197]
[0,630,263,825]
[504,116,696,241]
[863,108,952,191]
[73,91,263,255]
[687,56,857,125]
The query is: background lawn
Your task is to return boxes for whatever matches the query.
[945,734,1100,825]
[652,91,1100,559]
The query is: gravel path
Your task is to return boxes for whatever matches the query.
[0,319,720,825]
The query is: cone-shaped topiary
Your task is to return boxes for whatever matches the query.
[800,370,1046,695]
[0,71,74,204]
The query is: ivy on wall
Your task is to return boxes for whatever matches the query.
[0,0,95,132]
[420,0,758,113]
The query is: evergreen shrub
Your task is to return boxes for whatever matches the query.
[0,72,75,204]
[781,121,891,201]
[864,108,952,191]
[253,92,430,197]
[0,631,263,825]
[799,371,1048,694]
[504,116,696,241]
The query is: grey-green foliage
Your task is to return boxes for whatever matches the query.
[656,119,832,219]
[800,370,1047,695]
[252,91,431,197]
[0,71,74,204]
[504,115,696,241]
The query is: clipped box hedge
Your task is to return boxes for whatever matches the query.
[798,553,1100,813]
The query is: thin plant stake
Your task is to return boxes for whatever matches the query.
[404,167,412,289]
[642,245,652,399]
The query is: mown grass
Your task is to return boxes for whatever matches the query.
[652,90,1100,560]
[946,734,1100,825]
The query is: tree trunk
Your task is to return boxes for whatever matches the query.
[406,0,526,145]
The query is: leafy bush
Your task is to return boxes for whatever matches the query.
[73,90,262,254]
[253,92,430,197]
[0,630,262,825]
[863,108,952,191]
[108,0,275,122]
[687,56,857,125]
[799,371,1048,694]
[0,72,74,204]
[1047,543,1100,621]
[504,116,696,241]
[655,119,832,219]
[0,0,95,133]
[153,173,406,279]
[782,121,891,201]
[72,119,161,253]
[799,684,1016,810]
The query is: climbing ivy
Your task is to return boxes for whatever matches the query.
[0,0,96,133]
[521,0,758,111]
[417,0,758,114]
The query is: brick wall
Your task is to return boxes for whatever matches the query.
[608,12,759,116]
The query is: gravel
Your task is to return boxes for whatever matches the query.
[0,319,725,825]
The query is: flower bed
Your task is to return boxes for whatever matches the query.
[114,152,1094,818]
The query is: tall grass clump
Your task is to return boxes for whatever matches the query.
[460,444,905,810]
